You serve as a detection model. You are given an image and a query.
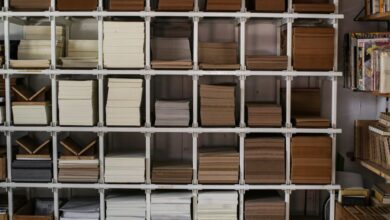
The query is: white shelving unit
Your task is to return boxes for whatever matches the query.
[0,0,343,219]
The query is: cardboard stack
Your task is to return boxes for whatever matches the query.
[246,103,282,127]
[60,40,98,68]
[198,191,238,220]
[151,192,192,220]
[292,0,335,13]
[245,191,286,220]
[10,0,50,11]
[151,38,192,69]
[152,161,193,184]
[57,0,98,11]
[105,153,145,183]
[205,0,241,11]
[106,193,146,220]
[199,42,239,69]
[246,0,286,12]
[108,0,145,11]
[155,100,190,126]
[157,0,194,11]
[246,55,288,70]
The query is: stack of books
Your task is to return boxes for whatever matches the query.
[106,78,143,126]
[246,55,288,70]
[60,40,98,68]
[151,192,192,220]
[10,0,50,11]
[373,183,390,205]
[245,137,285,184]
[342,205,390,219]
[199,42,239,69]
[152,161,192,184]
[354,120,377,161]
[12,135,52,182]
[292,0,335,13]
[198,147,239,184]
[12,84,50,125]
[11,25,64,69]
[157,0,194,11]
[151,38,192,69]
[339,188,370,206]
[60,198,99,220]
[58,137,99,183]
[58,80,97,126]
[108,0,145,11]
[246,103,282,127]
[155,100,190,126]
[105,153,145,183]
[364,0,390,16]
[245,191,286,220]
[291,136,332,184]
[103,22,145,68]
[200,84,236,127]
[205,0,241,11]
[106,193,146,220]
[198,191,238,220]
[378,112,390,130]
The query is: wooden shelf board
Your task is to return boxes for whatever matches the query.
[360,160,390,180]
[371,91,390,98]
[360,12,390,21]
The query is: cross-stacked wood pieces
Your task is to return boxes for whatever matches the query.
[108,0,145,11]
[246,0,286,12]
[152,161,193,184]
[246,55,288,70]
[291,136,332,184]
[200,84,236,127]
[292,0,335,13]
[198,147,239,184]
[199,42,240,70]
[10,0,50,11]
[206,0,241,11]
[157,0,194,11]
[246,103,282,127]
[245,137,285,184]
[245,191,286,220]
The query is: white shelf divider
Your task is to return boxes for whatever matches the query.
[53,188,59,220]
[285,190,291,220]
[100,188,105,220]
[239,189,244,220]
[146,189,151,220]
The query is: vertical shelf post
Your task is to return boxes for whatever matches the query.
[192,190,198,220]
[145,132,151,184]
[285,190,291,220]
[285,76,292,128]
[5,132,11,184]
[192,132,198,184]
[286,18,293,71]
[3,16,9,69]
[100,188,105,220]
[239,189,244,220]
[53,188,59,220]
[285,133,291,185]
[98,132,105,184]
[239,75,246,128]
[239,18,246,71]
[146,189,151,220]
[193,17,199,70]
[3,0,9,11]
[145,74,151,127]
[98,16,103,70]
[193,75,199,128]
[52,132,58,183]
[98,74,104,127]
[145,17,151,70]
[50,16,56,70]
[329,190,336,220]
[239,133,245,184]
[51,74,58,126]
[7,187,13,220]
[145,0,151,12]
[4,74,10,126]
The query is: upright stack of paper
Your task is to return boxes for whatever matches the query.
[60,198,99,220]
[151,38,192,69]
[245,191,286,220]
[199,42,239,69]
[105,153,145,183]
[247,103,282,127]
[198,191,238,220]
[106,78,143,126]
[155,100,190,126]
[200,84,236,126]
[58,80,97,126]
[60,40,98,68]
[106,193,146,220]
[152,161,193,184]
[198,147,239,184]
[158,0,194,11]
[103,22,145,68]
[151,192,192,220]
[11,25,64,68]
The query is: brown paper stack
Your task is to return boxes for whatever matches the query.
[200,84,236,127]
[294,117,330,128]
[293,0,335,13]
[57,0,98,11]
[245,191,286,220]
[199,42,239,70]
[246,55,288,70]
[245,137,285,184]
[198,147,239,184]
[152,161,193,184]
[291,136,332,184]
[247,103,282,127]
[206,0,241,11]
[158,0,194,11]
[246,0,286,12]
[10,0,50,11]
[108,0,145,11]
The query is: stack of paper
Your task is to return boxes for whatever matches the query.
[58,80,97,126]
[151,192,192,220]
[60,40,98,68]
[106,78,143,126]
[106,193,146,220]
[294,117,330,128]
[245,191,286,220]
[198,147,239,184]
[246,103,282,127]
[158,0,193,11]
[200,84,236,126]
[60,198,99,220]
[151,38,192,69]
[206,0,241,11]
[155,100,190,126]
[11,25,64,69]
[152,161,193,184]
[108,0,144,11]
[199,42,239,69]
[105,153,145,183]
[245,137,285,184]
[103,22,145,68]
[246,55,288,70]
[198,191,238,220]
[10,0,50,11]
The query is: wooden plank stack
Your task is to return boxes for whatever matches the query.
[108,0,145,11]
[206,0,241,11]
[199,42,239,70]
[245,191,286,220]
[158,0,194,11]
[246,103,282,127]
[152,161,193,184]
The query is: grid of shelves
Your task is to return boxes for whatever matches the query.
[0,0,343,219]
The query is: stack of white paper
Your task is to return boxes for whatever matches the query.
[151,191,192,220]
[61,40,98,68]
[58,80,97,126]
[155,100,190,126]
[60,198,99,220]
[106,193,146,220]
[198,191,238,220]
[12,103,51,125]
[103,22,145,68]
[106,78,143,126]
[105,153,145,183]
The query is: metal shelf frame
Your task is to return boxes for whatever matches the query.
[0,0,343,219]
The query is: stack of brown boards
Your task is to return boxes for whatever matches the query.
[200,84,236,127]
[354,120,377,161]
[0,146,5,181]
[245,137,285,184]
[151,161,192,184]
[152,18,193,39]
[157,0,194,11]
[291,136,332,184]
[292,0,335,13]
[57,0,98,11]
[245,191,286,220]
[246,55,288,70]
[246,103,282,127]
[205,0,241,11]
[199,42,239,70]
[58,137,99,183]
[151,38,192,69]
[107,0,145,11]
[294,117,330,128]
[198,147,239,184]
[10,0,50,11]
[246,0,286,12]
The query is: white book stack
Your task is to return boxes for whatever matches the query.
[380,51,390,93]
[61,40,98,68]
[60,198,100,220]
[58,80,97,126]
[103,21,145,68]
[151,191,192,220]
[106,193,146,220]
[155,100,190,126]
[12,103,51,125]
[198,191,238,220]
[106,78,143,126]
[105,153,145,183]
